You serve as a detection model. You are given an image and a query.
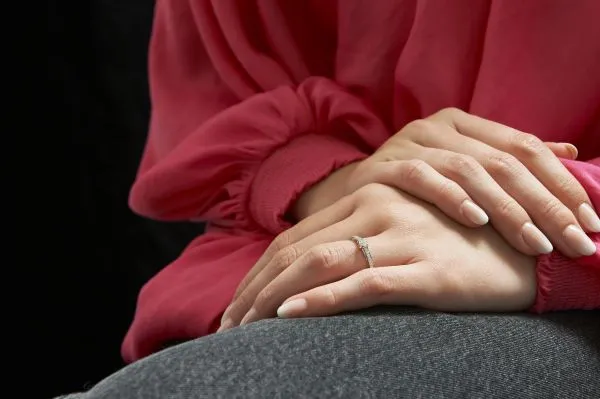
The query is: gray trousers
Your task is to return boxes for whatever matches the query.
[60,308,600,399]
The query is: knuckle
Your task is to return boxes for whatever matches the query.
[437,178,462,200]
[254,286,275,307]
[399,159,430,184]
[494,198,520,219]
[359,269,394,297]
[271,246,300,272]
[486,153,521,178]
[353,182,391,204]
[369,206,396,227]
[321,286,339,307]
[511,133,547,160]
[231,295,252,315]
[383,202,409,219]
[371,201,410,227]
[444,154,481,179]
[307,245,340,271]
[551,174,586,202]
[435,107,462,119]
[538,199,571,221]
[271,231,293,253]
[403,119,437,139]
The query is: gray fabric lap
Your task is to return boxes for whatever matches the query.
[59,308,600,399]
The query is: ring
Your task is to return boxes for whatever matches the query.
[351,236,374,268]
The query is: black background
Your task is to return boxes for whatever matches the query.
[36,2,600,397]
[45,1,202,397]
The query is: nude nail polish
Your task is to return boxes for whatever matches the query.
[562,143,578,159]
[578,203,600,232]
[240,308,257,325]
[461,200,489,225]
[221,304,233,324]
[217,318,233,333]
[522,222,553,254]
[277,298,307,318]
[563,225,597,256]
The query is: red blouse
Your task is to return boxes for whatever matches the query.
[122,0,600,362]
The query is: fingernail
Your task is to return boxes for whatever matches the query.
[277,298,307,318]
[217,318,233,333]
[220,304,232,324]
[562,143,578,159]
[521,222,553,254]
[578,203,600,232]
[563,225,597,256]
[240,308,257,325]
[461,200,489,225]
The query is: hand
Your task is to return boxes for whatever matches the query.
[219,184,538,331]
[296,108,599,258]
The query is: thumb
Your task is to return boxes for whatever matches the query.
[545,142,578,160]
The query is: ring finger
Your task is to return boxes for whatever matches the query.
[232,195,355,303]
[221,212,379,329]
[240,233,420,325]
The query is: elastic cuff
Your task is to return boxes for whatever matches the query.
[530,251,600,313]
[249,133,367,234]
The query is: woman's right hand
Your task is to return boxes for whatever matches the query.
[295,108,599,258]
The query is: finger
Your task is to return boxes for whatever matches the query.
[411,122,592,257]
[410,146,545,256]
[356,160,489,227]
[439,109,599,234]
[545,142,578,160]
[241,234,420,325]
[276,262,433,318]
[224,212,377,329]
[231,195,355,303]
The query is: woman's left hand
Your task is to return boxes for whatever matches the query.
[219,183,537,330]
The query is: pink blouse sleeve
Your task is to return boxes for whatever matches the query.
[122,0,390,362]
[531,158,600,312]
[128,0,389,234]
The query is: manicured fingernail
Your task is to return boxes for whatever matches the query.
[563,225,597,256]
[240,308,257,325]
[217,318,233,333]
[562,143,578,159]
[578,203,600,232]
[522,222,553,254]
[461,200,489,225]
[221,304,232,324]
[277,298,307,318]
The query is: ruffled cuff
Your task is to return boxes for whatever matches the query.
[530,247,600,313]
[249,134,368,234]
[129,77,389,230]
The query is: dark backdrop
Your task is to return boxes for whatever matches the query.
[46,1,202,397]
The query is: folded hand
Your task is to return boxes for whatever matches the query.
[296,108,599,258]
[220,183,537,330]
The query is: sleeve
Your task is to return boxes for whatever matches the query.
[531,157,600,313]
[121,230,272,362]
[129,0,390,235]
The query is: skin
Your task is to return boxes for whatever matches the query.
[220,184,536,329]
[297,108,597,258]
[219,109,598,330]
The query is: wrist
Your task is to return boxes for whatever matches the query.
[291,162,360,221]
